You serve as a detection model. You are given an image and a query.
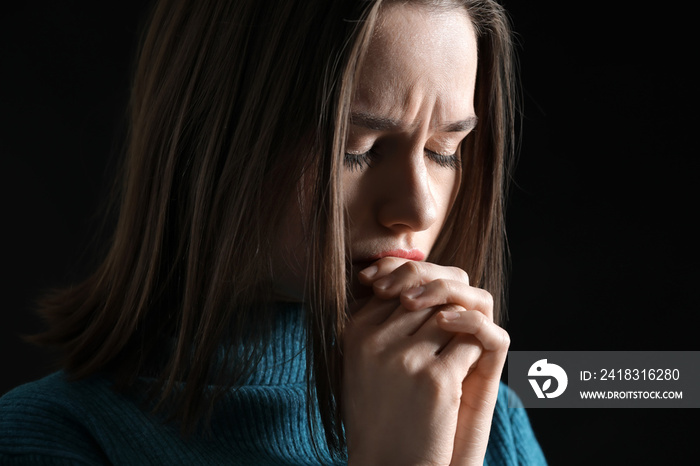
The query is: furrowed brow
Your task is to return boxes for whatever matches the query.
[350,112,405,131]
[439,116,478,133]
[350,112,477,133]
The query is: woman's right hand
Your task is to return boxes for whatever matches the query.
[343,257,508,465]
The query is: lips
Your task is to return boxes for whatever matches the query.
[370,249,425,261]
[352,248,426,267]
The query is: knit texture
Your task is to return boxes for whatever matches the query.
[0,305,546,465]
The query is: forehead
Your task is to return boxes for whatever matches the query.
[352,4,478,124]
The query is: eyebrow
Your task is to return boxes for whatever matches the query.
[350,112,478,133]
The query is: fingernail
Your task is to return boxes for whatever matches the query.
[403,286,425,299]
[359,265,378,279]
[374,275,393,290]
[440,310,461,321]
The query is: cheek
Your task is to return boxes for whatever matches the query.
[341,172,367,223]
[432,168,462,225]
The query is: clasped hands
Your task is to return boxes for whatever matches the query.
[343,257,510,466]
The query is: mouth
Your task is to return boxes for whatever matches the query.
[370,248,426,261]
[351,248,426,269]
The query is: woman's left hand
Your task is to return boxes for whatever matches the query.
[357,257,510,465]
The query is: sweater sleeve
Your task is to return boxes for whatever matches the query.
[484,382,548,466]
[0,373,110,465]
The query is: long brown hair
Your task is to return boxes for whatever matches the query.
[31,0,516,458]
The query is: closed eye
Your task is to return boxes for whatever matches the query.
[343,151,376,172]
[426,150,461,170]
[343,149,461,172]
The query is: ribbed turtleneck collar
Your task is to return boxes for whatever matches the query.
[242,302,307,386]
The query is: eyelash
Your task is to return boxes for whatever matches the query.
[343,150,461,172]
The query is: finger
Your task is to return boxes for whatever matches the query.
[364,259,469,299]
[451,370,502,465]
[356,256,411,284]
[405,304,473,352]
[400,279,494,321]
[436,310,509,355]
[432,331,483,382]
[450,326,509,464]
[348,296,402,327]
[381,304,441,339]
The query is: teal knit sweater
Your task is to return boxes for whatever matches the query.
[0,306,546,465]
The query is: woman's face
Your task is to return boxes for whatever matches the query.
[273,4,478,301]
[345,4,478,298]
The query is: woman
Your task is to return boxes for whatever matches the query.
[0,0,546,464]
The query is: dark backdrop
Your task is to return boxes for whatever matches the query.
[2,1,697,464]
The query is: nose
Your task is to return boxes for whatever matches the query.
[376,148,438,232]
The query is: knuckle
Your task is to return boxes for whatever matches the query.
[481,291,494,313]
[441,303,464,314]
[388,349,462,403]
[416,364,452,395]
[375,256,404,273]
[401,260,423,277]
[433,278,452,295]
[498,328,511,350]
[449,266,470,285]
[390,350,448,383]
[474,310,488,329]
[392,350,421,376]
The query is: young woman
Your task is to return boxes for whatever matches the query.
[0,0,546,464]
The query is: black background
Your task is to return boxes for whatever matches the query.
[2,1,697,464]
